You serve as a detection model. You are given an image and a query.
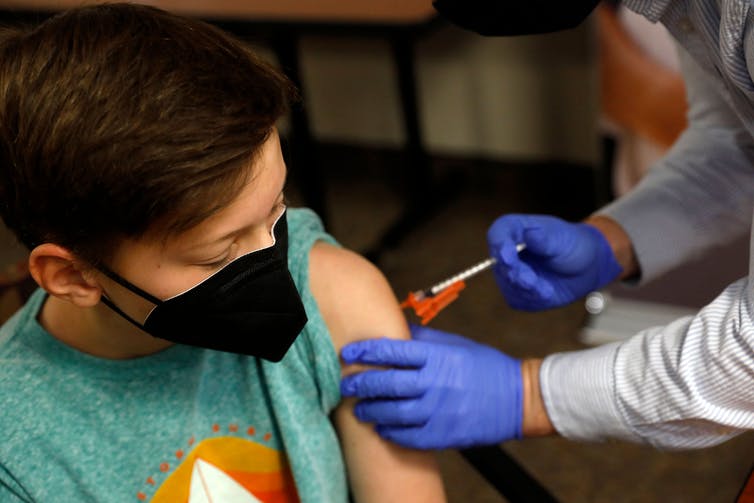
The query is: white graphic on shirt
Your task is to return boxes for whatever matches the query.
[188,458,263,503]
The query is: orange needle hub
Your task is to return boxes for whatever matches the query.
[400,280,467,325]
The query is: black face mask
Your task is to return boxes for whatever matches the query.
[99,210,308,362]
[432,0,600,36]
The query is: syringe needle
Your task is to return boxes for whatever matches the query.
[427,257,497,296]
[423,243,526,297]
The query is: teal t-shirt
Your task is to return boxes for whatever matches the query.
[0,208,347,503]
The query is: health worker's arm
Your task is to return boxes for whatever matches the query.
[541,277,754,448]
[541,45,754,448]
[309,243,446,503]
[597,44,754,284]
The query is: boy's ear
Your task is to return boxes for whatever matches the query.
[29,244,102,307]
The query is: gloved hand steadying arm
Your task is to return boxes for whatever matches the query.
[488,214,623,311]
[340,325,522,450]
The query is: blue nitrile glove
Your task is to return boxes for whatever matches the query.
[340,325,522,450]
[487,214,622,311]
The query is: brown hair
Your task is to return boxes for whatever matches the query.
[0,3,295,266]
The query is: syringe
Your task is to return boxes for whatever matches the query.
[414,257,497,301]
[401,243,525,324]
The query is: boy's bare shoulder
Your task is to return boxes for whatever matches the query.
[308,242,409,353]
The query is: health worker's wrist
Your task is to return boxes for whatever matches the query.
[521,358,556,437]
[583,214,639,281]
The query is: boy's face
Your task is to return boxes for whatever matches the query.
[98,129,288,329]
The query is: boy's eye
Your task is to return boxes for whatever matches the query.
[193,201,284,269]
[198,243,239,269]
[201,255,232,269]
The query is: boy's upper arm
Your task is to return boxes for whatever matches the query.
[308,242,446,503]
[309,242,409,353]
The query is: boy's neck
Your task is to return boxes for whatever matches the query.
[38,295,174,360]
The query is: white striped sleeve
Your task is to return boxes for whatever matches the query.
[541,277,754,449]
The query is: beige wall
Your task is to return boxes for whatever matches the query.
[278,20,598,164]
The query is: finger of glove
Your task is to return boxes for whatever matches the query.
[487,214,525,246]
[488,230,547,291]
[500,239,526,267]
[354,398,432,426]
[509,264,556,299]
[487,215,529,264]
[519,216,576,259]
[494,257,555,305]
[341,338,428,367]
[489,214,564,258]
[495,270,554,311]
[341,369,427,399]
[524,218,602,276]
[410,324,475,348]
[375,425,448,450]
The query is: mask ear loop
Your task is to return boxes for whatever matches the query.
[98,266,164,333]
[99,295,152,333]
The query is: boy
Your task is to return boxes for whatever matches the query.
[0,4,445,502]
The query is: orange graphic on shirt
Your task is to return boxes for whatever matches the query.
[150,436,300,503]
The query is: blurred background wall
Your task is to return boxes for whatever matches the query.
[266,21,598,164]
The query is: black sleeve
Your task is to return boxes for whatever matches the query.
[432,0,601,36]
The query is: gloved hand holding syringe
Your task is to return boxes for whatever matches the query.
[401,244,525,324]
